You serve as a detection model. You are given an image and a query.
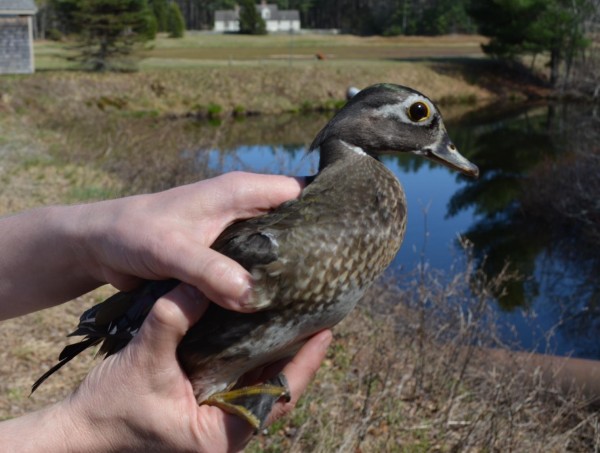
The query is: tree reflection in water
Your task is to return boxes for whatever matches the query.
[445,103,600,359]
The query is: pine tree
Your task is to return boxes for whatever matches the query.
[469,0,594,86]
[149,0,169,32]
[167,2,185,38]
[239,0,267,35]
[70,0,155,71]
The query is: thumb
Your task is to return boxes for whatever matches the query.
[133,284,209,362]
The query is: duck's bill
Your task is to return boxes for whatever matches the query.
[417,138,479,178]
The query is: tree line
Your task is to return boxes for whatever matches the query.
[33,0,600,91]
[167,0,476,36]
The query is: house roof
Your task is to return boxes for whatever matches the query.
[215,4,299,22]
[215,10,238,22]
[0,0,37,15]
[259,5,300,21]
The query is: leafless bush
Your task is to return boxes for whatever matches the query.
[524,147,600,247]
[249,244,600,452]
[568,31,600,98]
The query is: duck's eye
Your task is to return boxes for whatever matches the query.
[407,102,430,122]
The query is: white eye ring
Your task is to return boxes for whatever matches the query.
[371,94,435,125]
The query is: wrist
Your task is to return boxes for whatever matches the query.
[68,194,151,289]
[0,204,104,318]
[0,399,102,453]
[45,204,104,288]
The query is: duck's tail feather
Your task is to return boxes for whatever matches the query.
[31,337,101,394]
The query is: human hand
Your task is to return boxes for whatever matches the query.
[66,284,332,452]
[0,172,302,320]
[2,285,331,452]
[75,172,303,311]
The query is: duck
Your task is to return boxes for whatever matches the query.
[32,83,478,430]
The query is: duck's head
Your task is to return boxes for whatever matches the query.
[310,83,479,178]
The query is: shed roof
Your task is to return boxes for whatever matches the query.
[0,0,37,15]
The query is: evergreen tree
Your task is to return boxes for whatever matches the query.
[239,0,267,35]
[420,0,474,35]
[167,2,185,38]
[69,0,155,71]
[51,0,83,34]
[469,0,594,86]
[149,0,169,32]
[140,8,158,40]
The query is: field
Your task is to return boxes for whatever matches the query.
[35,33,486,68]
[1,32,597,451]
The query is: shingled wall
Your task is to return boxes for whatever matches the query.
[0,16,33,74]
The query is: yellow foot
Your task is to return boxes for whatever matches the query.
[202,373,290,431]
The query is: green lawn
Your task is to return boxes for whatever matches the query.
[34,32,485,71]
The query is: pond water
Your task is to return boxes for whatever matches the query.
[194,102,600,360]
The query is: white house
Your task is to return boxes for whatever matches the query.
[0,0,37,74]
[214,2,300,33]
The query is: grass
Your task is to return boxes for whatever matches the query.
[35,33,486,69]
[2,63,493,123]
[141,34,484,64]
[23,33,553,127]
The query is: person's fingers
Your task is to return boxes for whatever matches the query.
[147,173,305,312]
[264,330,332,425]
[212,172,304,220]
[189,249,253,311]
[133,284,209,363]
[100,270,143,292]
[159,240,257,311]
[207,329,333,449]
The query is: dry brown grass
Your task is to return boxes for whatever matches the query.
[0,289,115,420]
[247,254,600,452]
[3,253,599,450]
[0,63,491,121]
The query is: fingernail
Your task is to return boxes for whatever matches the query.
[229,271,268,312]
[238,283,271,312]
[318,330,333,349]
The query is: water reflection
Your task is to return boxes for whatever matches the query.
[444,103,600,359]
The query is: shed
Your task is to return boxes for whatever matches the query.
[0,0,37,74]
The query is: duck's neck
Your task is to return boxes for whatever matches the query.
[311,137,407,278]
[318,139,378,172]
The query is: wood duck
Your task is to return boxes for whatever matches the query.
[33,83,478,430]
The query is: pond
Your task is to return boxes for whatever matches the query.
[190,102,600,360]
[43,100,599,360]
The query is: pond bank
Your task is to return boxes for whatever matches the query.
[0,60,550,122]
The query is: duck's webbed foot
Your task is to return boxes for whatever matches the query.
[202,373,290,431]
